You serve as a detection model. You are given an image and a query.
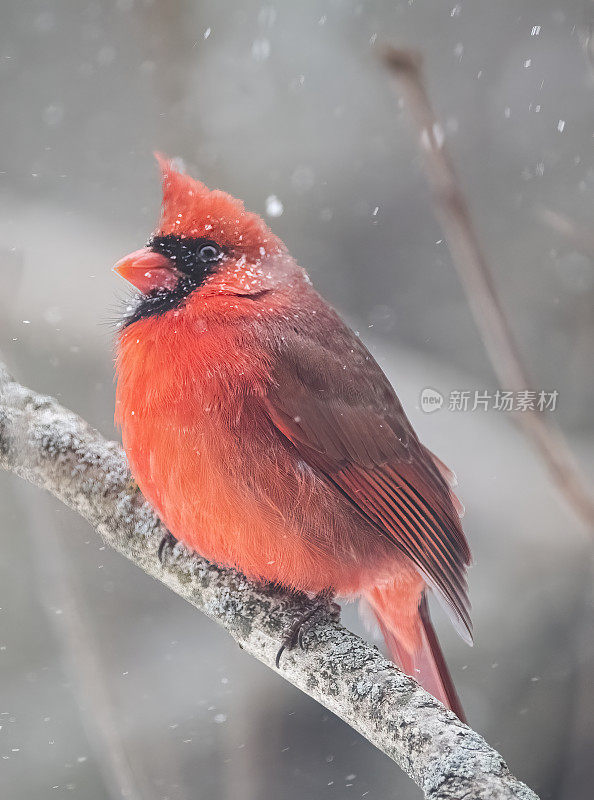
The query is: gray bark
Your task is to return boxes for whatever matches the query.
[0,363,539,800]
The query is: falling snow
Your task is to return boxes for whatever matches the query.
[251,38,271,62]
[265,195,284,217]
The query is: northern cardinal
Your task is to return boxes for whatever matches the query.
[114,156,471,720]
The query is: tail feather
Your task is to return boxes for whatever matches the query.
[367,588,466,723]
[417,594,466,722]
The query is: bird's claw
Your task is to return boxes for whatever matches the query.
[275,591,336,668]
[157,532,178,563]
[275,622,303,668]
[297,626,306,650]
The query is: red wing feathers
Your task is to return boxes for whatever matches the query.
[264,331,472,643]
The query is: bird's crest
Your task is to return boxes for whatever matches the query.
[154,153,282,259]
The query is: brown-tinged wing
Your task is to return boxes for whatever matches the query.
[264,330,472,643]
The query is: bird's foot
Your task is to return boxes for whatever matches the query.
[276,590,336,668]
[157,532,178,563]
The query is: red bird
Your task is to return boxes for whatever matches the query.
[114,156,472,720]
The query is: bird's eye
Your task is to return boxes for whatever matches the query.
[197,242,222,263]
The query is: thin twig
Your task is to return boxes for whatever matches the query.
[380,45,594,531]
[577,0,594,76]
[536,207,594,258]
[0,363,538,800]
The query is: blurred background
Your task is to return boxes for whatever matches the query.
[1,1,593,798]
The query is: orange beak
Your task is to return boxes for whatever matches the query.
[112,248,179,293]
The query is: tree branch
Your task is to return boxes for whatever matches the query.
[0,362,538,800]
[380,45,594,531]
[536,207,594,258]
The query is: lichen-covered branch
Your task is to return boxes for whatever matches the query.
[0,363,538,800]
